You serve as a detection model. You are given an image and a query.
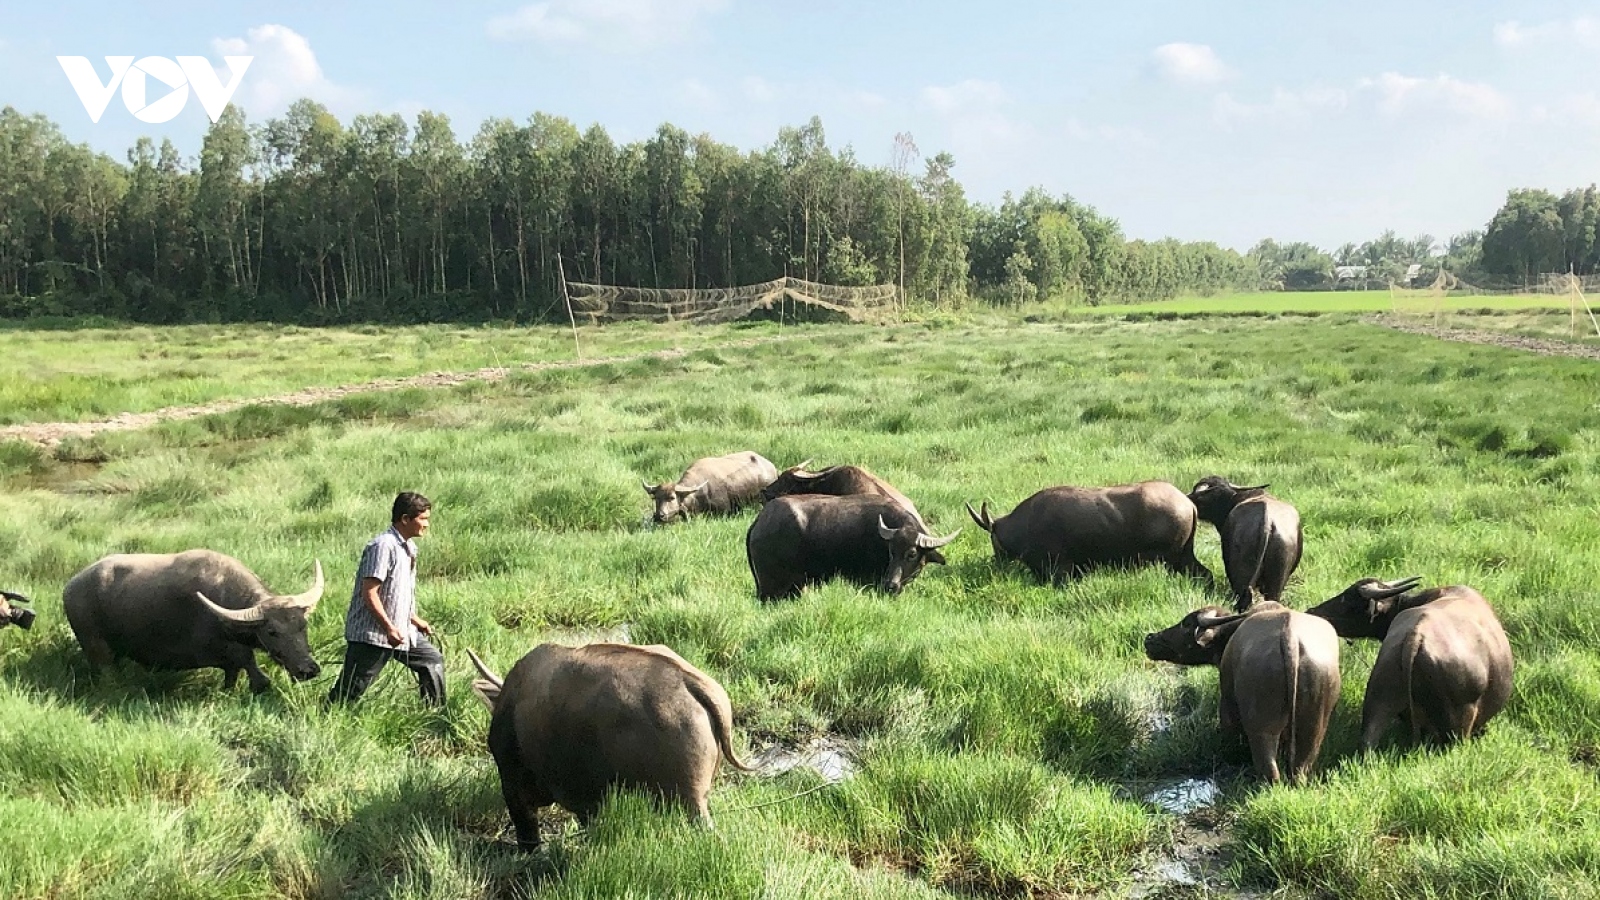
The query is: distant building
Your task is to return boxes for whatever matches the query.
[1405,263,1423,283]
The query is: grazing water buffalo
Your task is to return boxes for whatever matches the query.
[745,494,959,602]
[63,551,324,692]
[1,590,35,630]
[966,481,1212,585]
[1145,602,1341,785]
[643,451,779,524]
[1188,476,1303,611]
[1307,577,1513,749]
[467,643,752,850]
[760,463,922,523]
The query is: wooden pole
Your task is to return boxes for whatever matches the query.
[557,252,581,360]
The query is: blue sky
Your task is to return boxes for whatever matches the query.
[3,1,1598,251]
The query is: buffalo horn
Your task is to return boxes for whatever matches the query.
[195,591,264,624]
[1237,482,1270,491]
[465,647,504,689]
[790,467,825,481]
[642,479,656,495]
[915,528,962,549]
[676,480,708,496]
[791,458,813,471]
[0,590,27,603]
[288,560,325,611]
[1193,610,1243,629]
[1358,575,1422,600]
[965,501,994,530]
[877,515,898,540]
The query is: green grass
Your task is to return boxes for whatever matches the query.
[2,315,1599,898]
[0,319,792,425]
[1041,290,1572,316]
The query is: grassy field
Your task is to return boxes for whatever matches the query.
[0,319,779,425]
[1049,290,1573,316]
[2,315,1600,899]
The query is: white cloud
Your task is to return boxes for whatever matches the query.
[742,76,775,103]
[1359,72,1511,120]
[1152,42,1230,85]
[920,79,1008,115]
[1064,117,1151,147]
[1528,93,1600,130]
[487,0,728,50]
[1494,17,1600,49]
[846,90,887,111]
[1213,86,1348,126]
[677,78,719,110]
[212,24,360,117]
[920,80,1031,162]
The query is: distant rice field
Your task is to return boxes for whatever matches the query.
[1075,290,1571,316]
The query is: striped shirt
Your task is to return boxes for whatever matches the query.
[344,526,419,650]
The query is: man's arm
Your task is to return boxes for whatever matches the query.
[362,577,405,646]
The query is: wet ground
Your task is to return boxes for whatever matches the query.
[748,734,858,783]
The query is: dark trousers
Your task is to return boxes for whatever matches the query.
[327,635,446,707]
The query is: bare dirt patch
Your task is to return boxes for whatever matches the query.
[1367,314,1600,360]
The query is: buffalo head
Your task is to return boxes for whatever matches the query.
[1187,476,1269,526]
[1144,606,1248,666]
[876,516,959,594]
[196,560,325,681]
[758,459,815,503]
[642,480,709,524]
[0,590,34,630]
[1305,576,1423,639]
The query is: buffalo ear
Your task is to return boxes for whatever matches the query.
[1194,625,1221,648]
[471,679,500,710]
[924,549,948,566]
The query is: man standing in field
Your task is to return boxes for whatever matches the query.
[327,491,446,707]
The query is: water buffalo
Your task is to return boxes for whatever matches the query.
[745,494,958,602]
[1307,577,1513,749]
[1145,602,1341,785]
[63,550,324,692]
[467,643,752,850]
[760,462,922,523]
[1188,476,1303,611]
[966,481,1212,585]
[1,590,35,630]
[643,451,779,524]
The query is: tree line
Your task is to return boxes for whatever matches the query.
[0,100,1588,324]
[0,102,1267,324]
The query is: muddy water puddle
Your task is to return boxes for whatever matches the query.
[749,735,858,783]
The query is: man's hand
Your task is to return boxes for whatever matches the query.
[386,624,406,646]
[412,616,433,636]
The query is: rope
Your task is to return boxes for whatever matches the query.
[721,778,838,814]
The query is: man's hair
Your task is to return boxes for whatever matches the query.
[392,491,432,523]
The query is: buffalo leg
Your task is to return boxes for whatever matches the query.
[1290,699,1334,785]
[499,768,544,850]
[243,658,271,694]
[221,667,241,690]
[1164,548,1215,589]
[80,634,116,674]
[488,716,545,851]
[1246,729,1283,785]
[1360,692,1404,752]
